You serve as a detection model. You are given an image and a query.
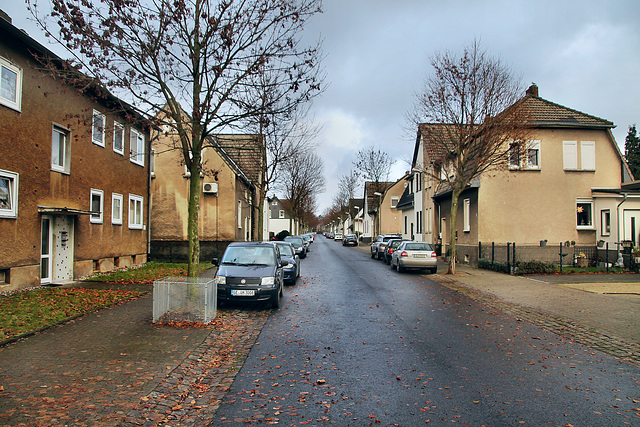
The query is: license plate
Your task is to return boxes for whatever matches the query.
[413,254,426,258]
[231,289,255,296]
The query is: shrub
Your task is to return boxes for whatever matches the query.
[516,260,556,274]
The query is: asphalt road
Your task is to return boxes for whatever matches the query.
[211,237,640,426]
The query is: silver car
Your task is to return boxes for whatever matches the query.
[390,241,437,274]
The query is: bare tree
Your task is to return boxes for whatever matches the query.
[279,151,325,232]
[29,0,323,275]
[353,147,396,190]
[332,170,359,219]
[412,40,530,274]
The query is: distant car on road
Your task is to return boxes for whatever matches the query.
[371,234,402,259]
[390,241,438,274]
[213,242,286,308]
[333,233,343,241]
[342,234,358,246]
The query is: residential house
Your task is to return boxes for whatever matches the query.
[415,84,633,265]
[362,179,405,242]
[0,14,151,290]
[150,131,263,261]
[267,196,300,238]
[343,198,364,237]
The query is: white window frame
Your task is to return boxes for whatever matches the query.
[279,209,285,219]
[51,124,71,174]
[238,201,242,229]
[90,189,104,224]
[150,148,155,177]
[563,141,578,170]
[463,198,471,232]
[92,110,106,147]
[600,209,611,236]
[112,193,123,225]
[0,57,22,111]
[576,199,594,230]
[128,194,144,229]
[130,128,145,166]
[0,169,19,218]
[390,196,399,208]
[527,140,541,169]
[581,141,596,170]
[113,121,124,155]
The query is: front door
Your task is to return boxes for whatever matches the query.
[41,215,74,284]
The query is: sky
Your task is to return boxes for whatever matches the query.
[4,1,640,215]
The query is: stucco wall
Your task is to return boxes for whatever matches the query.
[477,128,622,245]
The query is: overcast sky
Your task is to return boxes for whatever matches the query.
[4,1,640,215]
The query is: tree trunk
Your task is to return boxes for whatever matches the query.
[187,163,201,277]
[447,187,462,275]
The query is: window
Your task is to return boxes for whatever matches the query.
[390,196,399,208]
[463,198,471,232]
[576,199,593,229]
[90,189,104,223]
[112,193,123,225]
[0,57,22,111]
[601,209,611,236]
[150,149,155,177]
[581,141,596,170]
[51,125,71,173]
[0,169,19,218]
[279,210,285,219]
[130,128,145,166]
[238,201,242,229]
[509,142,520,169]
[92,110,106,147]
[128,194,144,229]
[527,141,541,169]
[113,122,124,155]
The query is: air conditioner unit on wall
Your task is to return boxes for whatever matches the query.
[203,182,218,194]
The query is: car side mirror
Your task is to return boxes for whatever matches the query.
[212,258,219,266]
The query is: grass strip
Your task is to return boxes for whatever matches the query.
[0,288,142,342]
[84,261,213,284]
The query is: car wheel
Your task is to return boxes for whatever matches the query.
[272,289,281,309]
[397,262,404,273]
[390,259,395,269]
[371,251,376,259]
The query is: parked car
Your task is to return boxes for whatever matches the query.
[284,235,307,258]
[382,238,408,264]
[390,241,438,273]
[342,234,358,246]
[333,232,343,241]
[273,241,300,285]
[326,233,334,239]
[300,234,311,252]
[213,242,286,308]
[371,234,402,259]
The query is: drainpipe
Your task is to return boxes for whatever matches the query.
[616,193,628,258]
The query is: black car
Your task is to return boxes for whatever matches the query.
[284,235,307,258]
[342,234,358,246]
[213,242,286,308]
[273,241,300,285]
[382,238,408,264]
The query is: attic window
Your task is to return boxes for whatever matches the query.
[390,196,399,208]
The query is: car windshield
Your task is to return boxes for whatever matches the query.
[221,246,275,265]
[404,243,433,251]
[285,237,303,246]
[276,244,294,257]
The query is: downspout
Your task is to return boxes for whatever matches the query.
[147,132,161,261]
[616,193,628,258]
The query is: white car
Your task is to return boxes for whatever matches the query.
[391,241,438,274]
[333,233,343,241]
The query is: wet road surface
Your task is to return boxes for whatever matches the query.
[212,237,640,426]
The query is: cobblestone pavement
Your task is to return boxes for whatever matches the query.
[123,309,269,427]
[431,273,640,367]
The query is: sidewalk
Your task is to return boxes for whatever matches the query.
[0,275,270,426]
[355,244,640,363]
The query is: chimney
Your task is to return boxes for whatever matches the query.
[526,84,539,97]
[0,10,11,24]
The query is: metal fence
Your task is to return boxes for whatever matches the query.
[153,276,217,324]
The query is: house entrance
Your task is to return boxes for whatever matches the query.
[41,215,74,284]
[623,210,640,246]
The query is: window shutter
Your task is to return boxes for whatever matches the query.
[581,141,596,170]
[563,141,578,170]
